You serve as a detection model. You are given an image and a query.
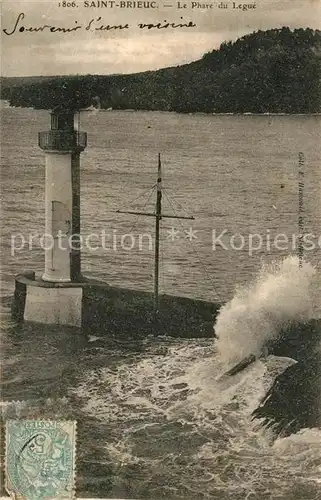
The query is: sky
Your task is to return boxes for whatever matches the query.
[1,0,320,76]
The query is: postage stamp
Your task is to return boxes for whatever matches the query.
[5,420,76,500]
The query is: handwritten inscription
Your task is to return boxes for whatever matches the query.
[3,13,196,35]
[3,13,82,34]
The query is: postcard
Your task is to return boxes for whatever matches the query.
[1,0,321,498]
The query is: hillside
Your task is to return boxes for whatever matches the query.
[1,27,321,113]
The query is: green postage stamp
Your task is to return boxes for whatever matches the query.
[5,420,76,500]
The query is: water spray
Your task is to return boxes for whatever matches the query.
[215,257,316,377]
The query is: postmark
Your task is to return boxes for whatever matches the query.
[5,420,76,500]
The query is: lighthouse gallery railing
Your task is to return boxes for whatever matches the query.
[38,131,87,151]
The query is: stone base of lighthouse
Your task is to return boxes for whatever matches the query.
[12,272,83,327]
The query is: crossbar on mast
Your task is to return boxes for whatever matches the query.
[114,210,194,220]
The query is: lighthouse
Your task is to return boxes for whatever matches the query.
[38,108,87,282]
[12,108,88,327]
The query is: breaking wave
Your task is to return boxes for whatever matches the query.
[215,256,316,363]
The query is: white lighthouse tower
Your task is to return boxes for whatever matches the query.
[13,108,88,327]
[39,108,87,282]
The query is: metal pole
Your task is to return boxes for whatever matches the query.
[154,153,162,313]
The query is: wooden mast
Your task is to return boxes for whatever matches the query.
[115,154,194,316]
[154,153,162,313]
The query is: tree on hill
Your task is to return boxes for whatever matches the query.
[2,27,321,113]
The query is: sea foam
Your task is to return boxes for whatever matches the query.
[214,256,316,363]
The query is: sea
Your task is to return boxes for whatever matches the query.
[1,105,321,499]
